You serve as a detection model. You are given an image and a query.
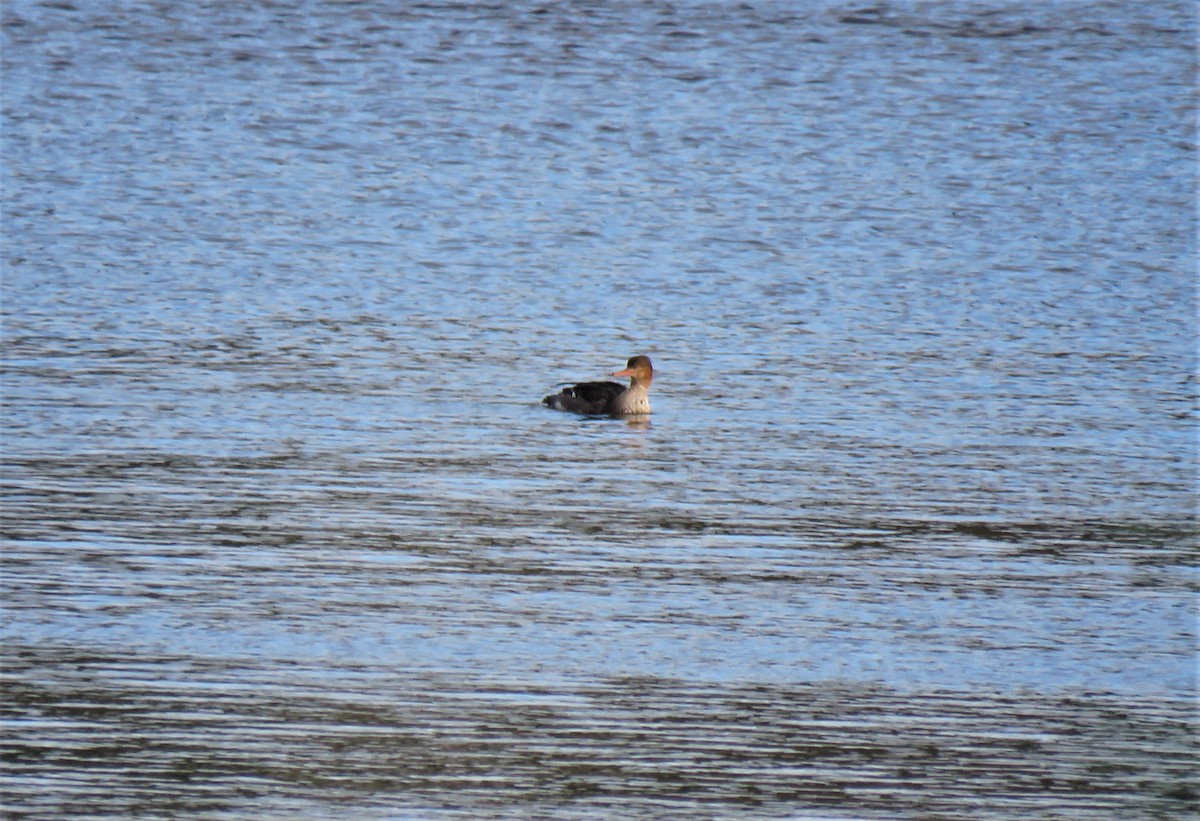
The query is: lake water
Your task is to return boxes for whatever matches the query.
[2,0,1196,818]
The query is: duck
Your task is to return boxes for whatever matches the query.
[543,355,653,416]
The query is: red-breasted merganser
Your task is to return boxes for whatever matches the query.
[543,355,653,415]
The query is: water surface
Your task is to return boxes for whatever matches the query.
[2,0,1196,818]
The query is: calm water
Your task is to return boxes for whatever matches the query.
[2,0,1196,818]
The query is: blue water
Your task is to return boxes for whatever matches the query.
[2,1,1196,818]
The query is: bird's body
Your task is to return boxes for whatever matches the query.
[543,355,653,416]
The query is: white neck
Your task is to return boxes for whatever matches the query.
[613,384,651,415]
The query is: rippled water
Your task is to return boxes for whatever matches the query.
[2,0,1196,818]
